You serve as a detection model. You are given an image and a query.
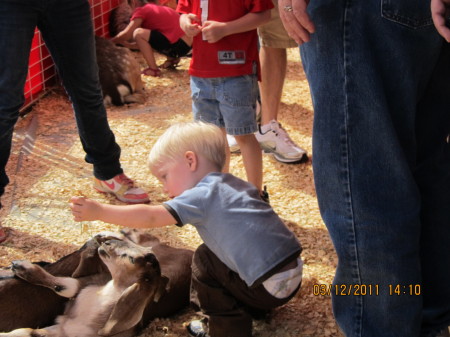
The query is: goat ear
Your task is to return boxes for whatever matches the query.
[98,276,169,336]
[153,275,169,302]
[72,239,104,278]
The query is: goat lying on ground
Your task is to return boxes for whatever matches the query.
[0,229,193,337]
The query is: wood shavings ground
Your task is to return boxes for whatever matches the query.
[0,50,343,337]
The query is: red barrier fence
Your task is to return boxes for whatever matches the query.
[22,0,121,111]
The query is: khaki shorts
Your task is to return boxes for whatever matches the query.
[258,0,298,48]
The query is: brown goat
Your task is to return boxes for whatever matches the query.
[0,229,193,337]
[95,36,145,106]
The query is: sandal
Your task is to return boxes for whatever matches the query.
[141,67,162,77]
[0,226,7,244]
[159,57,180,70]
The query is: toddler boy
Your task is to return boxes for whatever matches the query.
[70,122,302,337]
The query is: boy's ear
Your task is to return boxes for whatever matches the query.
[185,151,198,171]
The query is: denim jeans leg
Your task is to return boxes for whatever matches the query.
[0,0,39,197]
[415,42,450,337]
[38,0,122,180]
[300,0,450,336]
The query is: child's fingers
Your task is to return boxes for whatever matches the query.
[70,196,86,205]
[187,13,201,24]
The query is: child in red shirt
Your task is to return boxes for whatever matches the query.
[112,0,192,76]
[178,0,273,199]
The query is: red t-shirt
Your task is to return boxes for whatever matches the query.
[177,0,273,78]
[131,4,184,44]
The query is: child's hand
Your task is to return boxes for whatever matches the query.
[70,196,102,222]
[180,13,202,37]
[201,20,227,43]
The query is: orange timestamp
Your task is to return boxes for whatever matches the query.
[313,284,380,296]
[313,284,421,296]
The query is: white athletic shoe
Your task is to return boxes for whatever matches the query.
[226,134,241,154]
[255,120,308,163]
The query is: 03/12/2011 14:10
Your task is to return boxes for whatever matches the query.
[313,284,421,296]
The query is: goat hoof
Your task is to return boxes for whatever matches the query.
[11,260,27,271]
[11,260,34,278]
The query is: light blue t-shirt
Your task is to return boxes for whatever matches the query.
[164,172,302,287]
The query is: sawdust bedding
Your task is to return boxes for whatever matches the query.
[0,50,343,337]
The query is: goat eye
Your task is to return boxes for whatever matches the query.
[121,253,127,258]
[54,285,65,292]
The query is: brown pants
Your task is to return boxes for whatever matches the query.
[190,244,300,337]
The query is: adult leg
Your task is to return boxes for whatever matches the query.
[0,0,40,241]
[256,1,307,163]
[38,0,122,181]
[37,0,148,203]
[259,47,286,125]
[416,43,450,337]
[0,0,38,198]
[300,0,448,336]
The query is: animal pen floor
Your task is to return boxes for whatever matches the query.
[0,50,343,337]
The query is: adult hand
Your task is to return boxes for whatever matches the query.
[431,0,450,42]
[278,0,315,45]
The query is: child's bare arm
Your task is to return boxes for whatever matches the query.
[70,197,176,229]
[111,18,142,45]
[201,10,271,43]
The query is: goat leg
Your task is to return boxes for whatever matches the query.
[12,260,80,298]
[0,327,56,337]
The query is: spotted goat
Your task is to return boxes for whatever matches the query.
[96,36,145,106]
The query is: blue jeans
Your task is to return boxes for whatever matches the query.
[0,0,123,198]
[300,0,450,336]
[190,75,258,136]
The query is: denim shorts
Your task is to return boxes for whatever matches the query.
[190,75,258,136]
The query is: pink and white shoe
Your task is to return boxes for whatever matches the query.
[94,173,149,204]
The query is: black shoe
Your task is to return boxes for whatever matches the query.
[186,320,210,337]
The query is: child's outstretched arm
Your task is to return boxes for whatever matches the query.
[201,10,271,43]
[70,197,176,229]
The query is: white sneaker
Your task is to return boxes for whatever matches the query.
[226,134,241,153]
[255,120,308,163]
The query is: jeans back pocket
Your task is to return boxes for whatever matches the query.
[381,0,433,29]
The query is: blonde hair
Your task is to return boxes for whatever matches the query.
[148,122,226,171]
